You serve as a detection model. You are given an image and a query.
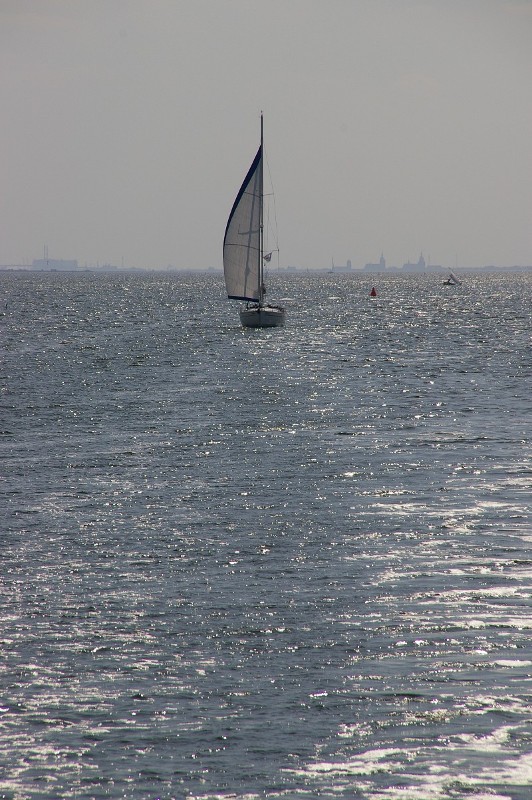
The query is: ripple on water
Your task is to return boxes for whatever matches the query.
[0,271,531,798]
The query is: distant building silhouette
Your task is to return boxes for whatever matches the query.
[402,253,426,271]
[364,253,386,271]
[332,259,352,272]
[33,259,78,271]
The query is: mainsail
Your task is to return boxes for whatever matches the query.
[223,146,263,302]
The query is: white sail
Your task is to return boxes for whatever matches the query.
[223,146,262,301]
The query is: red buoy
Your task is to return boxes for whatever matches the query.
[370,287,377,297]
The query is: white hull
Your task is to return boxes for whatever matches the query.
[239,305,285,328]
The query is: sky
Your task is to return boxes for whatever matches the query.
[1,0,531,270]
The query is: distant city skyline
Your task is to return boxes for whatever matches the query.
[1,254,531,274]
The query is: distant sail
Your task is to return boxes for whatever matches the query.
[444,271,462,286]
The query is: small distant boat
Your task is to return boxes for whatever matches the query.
[223,114,285,328]
[443,271,462,286]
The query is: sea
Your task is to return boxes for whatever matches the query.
[0,269,530,800]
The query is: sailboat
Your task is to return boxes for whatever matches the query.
[223,114,285,327]
[443,271,462,286]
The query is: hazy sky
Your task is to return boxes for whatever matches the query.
[1,0,531,269]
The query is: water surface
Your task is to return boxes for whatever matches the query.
[0,270,530,799]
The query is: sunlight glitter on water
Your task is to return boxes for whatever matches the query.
[1,271,531,799]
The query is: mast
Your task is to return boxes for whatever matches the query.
[259,112,264,305]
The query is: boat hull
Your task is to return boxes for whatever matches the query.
[239,305,285,328]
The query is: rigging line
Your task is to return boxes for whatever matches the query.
[264,148,280,262]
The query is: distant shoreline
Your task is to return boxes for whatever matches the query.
[1,265,531,275]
